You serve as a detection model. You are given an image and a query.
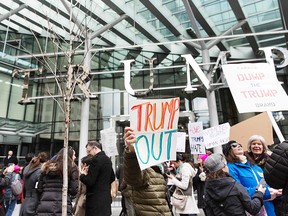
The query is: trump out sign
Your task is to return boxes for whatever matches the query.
[129,98,180,170]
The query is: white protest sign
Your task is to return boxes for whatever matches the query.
[129,98,180,170]
[203,123,230,149]
[222,63,288,113]
[188,122,206,154]
[176,132,186,153]
[100,127,118,157]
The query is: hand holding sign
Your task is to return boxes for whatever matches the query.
[124,127,136,153]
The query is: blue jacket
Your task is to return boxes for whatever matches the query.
[228,161,275,216]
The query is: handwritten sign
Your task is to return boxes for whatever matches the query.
[129,98,180,170]
[100,128,118,157]
[188,122,206,154]
[203,123,230,149]
[222,63,288,113]
[176,132,186,153]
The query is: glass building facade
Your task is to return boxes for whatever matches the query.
[0,0,287,164]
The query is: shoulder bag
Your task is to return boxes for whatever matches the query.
[170,187,187,210]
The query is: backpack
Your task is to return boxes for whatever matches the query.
[11,173,22,196]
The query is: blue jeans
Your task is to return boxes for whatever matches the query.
[4,199,16,216]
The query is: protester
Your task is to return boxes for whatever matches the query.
[204,153,266,215]
[21,153,35,179]
[73,155,92,216]
[246,135,271,169]
[246,135,284,216]
[35,147,78,215]
[115,163,129,216]
[264,140,288,215]
[20,152,50,216]
[3,165,21,216]
[123,127,172,216]
[167,153,199,216]
[193,155,206,213]
[0,165,14,216]
[223,140,278,216]
[3,150,18,167]
[80,141,115,216]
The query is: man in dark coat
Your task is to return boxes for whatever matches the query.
[3,150,18,167]
[80,141,115,216]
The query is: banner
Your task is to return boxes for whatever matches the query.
[222,63,288,113]
[203,123,230,149]
[176,132,186,153]
[100,127,118,157]
[188,122,206,154]
[129,98,180,170]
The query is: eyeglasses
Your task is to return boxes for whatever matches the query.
[86,148,93,153]
[86,147,97,154]
[231,143,242,149]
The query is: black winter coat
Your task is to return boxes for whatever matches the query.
[193,168,205,209]
[80,151,115,216]
[264,141,288,215]
[20,163,42,216]
[35,163,79,216]
[205,176,263,216]
[3,156,18,167]
[264,141,288,192]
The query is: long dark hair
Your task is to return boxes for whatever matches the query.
[42,147,76,176]
[29,151,50,170]
[225,148,255,166]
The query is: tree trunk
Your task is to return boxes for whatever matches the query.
[62,97,70,216]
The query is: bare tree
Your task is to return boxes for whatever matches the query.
[11,1,95,215]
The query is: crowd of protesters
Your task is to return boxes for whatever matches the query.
[0,129,287,216]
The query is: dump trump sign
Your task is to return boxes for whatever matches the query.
[222,63,288,113]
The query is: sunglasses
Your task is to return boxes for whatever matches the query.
[231,143,242,149]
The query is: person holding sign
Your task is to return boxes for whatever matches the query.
[123,127,172,216]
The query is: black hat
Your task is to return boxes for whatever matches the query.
[222,140,237,157]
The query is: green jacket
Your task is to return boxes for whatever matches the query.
[123,149,172,216]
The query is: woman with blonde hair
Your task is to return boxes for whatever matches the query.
[246,135,270,169]
[247,135,284,216]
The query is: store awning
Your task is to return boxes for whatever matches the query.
[0,117,50,137]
